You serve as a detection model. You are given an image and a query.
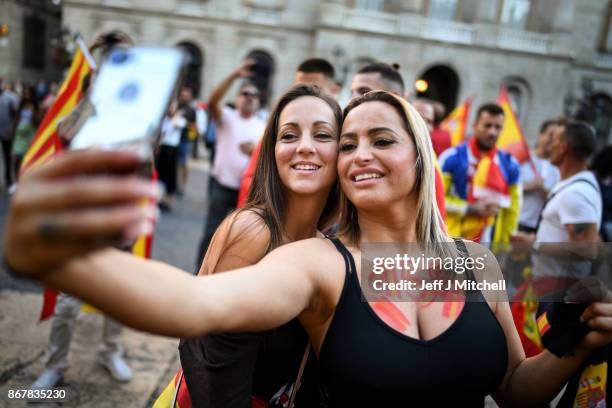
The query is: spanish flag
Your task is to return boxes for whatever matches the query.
[496,87,532,164]
[440,96,473,147]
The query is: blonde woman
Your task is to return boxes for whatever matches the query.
[7,91,612,407]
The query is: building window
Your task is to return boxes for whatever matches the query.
[23,15,46,70]
[355,0,385,11]
[246,50,274,107]
[427,0,458,21]
[243,0,286,10]
[599,1,612,52]
[504,77,530,123]
[176,42,204,98]
[500,0,531,29]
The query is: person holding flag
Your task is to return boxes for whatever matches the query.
[517,119,561,234]
[439,102,521,244]
[435,97,473,157]
[28,31,139,392]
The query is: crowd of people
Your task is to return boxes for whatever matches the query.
[0,78,58,193]
[3,30,612,407]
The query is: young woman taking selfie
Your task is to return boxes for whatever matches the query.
[6,91,612,407]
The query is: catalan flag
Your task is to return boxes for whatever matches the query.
[440,96,473,147]
[28,38,157,321]
[28,38,96,321]
[21,37,96,173]
[496,87,532,165]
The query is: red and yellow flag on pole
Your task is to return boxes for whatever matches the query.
[20,38,96,173]
[24,38,156,321]
[496,87,533,165]
[21,38,97,321]
[440,96,473,147]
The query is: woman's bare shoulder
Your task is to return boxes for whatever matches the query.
[260,236,340,265]
[227,208,271,242]
[198,209,271,275]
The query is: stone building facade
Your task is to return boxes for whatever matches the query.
[0,0,64,83]
[13,0,612,142]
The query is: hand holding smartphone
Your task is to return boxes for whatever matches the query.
[70,47,187,163]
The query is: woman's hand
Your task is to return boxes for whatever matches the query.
[579,298,612,351]
[4,150,159,277]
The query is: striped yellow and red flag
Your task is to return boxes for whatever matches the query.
[28,39,157,321]
[496,87,532,164]
[153,368,192,408]
[440,96,473,147]
[21,38,96,173]
[27,38,97,321]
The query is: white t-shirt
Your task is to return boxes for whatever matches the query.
[212,106,265,189]
[519,154,560,228]
[534,170,602,278]
[159,115,186,147]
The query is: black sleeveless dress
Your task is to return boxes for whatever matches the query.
[319,238,508,407]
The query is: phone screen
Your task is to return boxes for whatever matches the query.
[71,47,185,157]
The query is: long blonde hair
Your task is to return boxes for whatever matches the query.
[338,91,449,249]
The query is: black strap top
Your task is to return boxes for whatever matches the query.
[319,238,508,407]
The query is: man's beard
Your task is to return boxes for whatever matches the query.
[476,137,494,152]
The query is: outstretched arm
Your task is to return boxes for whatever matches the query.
[42,242,317,338]
[4,150,321,338]
[490,273,612,406]
[208,60,254,123]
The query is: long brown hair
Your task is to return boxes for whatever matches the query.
[338,91,447,247]
[243,85,342,253]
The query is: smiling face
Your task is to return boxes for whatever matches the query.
[338,100,419,211]
[275,96,339,196]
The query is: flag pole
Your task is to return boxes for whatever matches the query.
[76,36,97,71]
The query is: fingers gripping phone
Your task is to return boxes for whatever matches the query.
[70,47,187,164]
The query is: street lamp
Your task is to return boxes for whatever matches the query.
[0,24,9,47]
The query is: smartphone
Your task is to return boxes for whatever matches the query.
[70,47,187,161]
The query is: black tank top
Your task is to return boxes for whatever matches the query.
[319,238,508,407]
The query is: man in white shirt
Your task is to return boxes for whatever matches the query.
[518,119,561,233]
[515,121,602,279]
[197,61,266,259]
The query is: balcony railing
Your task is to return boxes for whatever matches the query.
[497,28,550,54]
[317,3,562,57]
[421,19,475,45]
[595,53,612,69]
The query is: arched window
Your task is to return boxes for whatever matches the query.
[591,93,612,144]
[23,14,46,69]
[577,93,612,145]
[416,65,460,115]
[599,1,612,52]
[502,77,530,123]
[500,0,531,29]
[176,42,204,97]
[245,50,275,107]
